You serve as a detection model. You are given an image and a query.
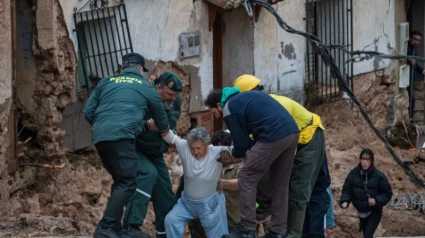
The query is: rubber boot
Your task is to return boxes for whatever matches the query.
[285,207,306,238]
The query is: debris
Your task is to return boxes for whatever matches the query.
[20,163,66,169]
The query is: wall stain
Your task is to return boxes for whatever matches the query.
[280,42,296,60]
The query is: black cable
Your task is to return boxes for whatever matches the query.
[249,0,425,189]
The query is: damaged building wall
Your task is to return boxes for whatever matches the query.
[60,0,307,109]
[126,0,212,114]
[15,0,76,158]
[60,0,213,114]
[0,0,12,212]
[352,0,396,75]
[254,0,306,103]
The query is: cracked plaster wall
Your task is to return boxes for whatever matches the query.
[254,0,306,103]
[60,0,213,113]
[351,0,409,124]
[0,0,12,213]
[60,0,307,108]
[352,0,396,75]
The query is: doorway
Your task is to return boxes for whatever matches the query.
[212,7,254,131]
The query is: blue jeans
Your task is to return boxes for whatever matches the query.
[165,192,229,237]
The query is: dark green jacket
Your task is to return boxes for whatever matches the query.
[136,96,181,157]
[84,68,170,144]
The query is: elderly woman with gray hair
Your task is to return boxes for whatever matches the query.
[162,127,230,237]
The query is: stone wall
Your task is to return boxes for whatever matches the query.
[0,0,12,215]
[15,0,76,158]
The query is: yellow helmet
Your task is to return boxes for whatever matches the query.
[233,74,261,92]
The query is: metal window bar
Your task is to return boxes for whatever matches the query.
[74,2,133,93]
[305,0,353,105]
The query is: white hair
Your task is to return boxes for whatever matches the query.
[187,127,210,145]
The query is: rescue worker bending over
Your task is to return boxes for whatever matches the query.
[84,53,171,238]
[123,71,183,238]
[205,87,299,238]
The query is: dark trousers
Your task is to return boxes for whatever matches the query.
[360,212,382,238]
[123,152,176,237]
[239,132,299,234]
[95,139,137,231]
[301,189,330,238]
[286,129,326,238]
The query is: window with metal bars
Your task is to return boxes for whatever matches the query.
[74,1,133,92]
[305,0,353,104]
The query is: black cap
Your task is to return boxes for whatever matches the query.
[122,53,149,72]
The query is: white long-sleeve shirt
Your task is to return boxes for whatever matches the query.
[170,135,228,200]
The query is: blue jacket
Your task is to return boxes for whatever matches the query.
[221,87,299,158]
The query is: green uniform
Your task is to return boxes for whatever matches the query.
[84,66,170,234]
[123,95,181,238]
[84,67,170,143]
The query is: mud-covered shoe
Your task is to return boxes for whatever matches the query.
[222,226,255,238]
[122,225,150,238]
[93,226,120,238]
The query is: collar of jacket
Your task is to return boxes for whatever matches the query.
[220,87,240,108]
[357,164,375,177]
